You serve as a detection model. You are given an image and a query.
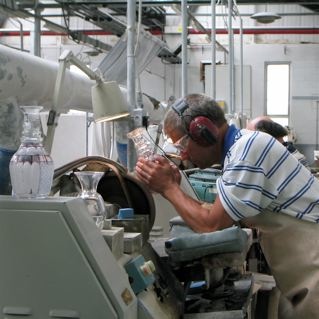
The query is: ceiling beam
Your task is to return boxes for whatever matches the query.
[13,0,319,8]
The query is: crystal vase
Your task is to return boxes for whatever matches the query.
[9,106,54,199]
[127,127,155,158]
[74,171,106,229]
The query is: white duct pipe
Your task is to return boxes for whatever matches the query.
[0,44,157,117]
[0,44,160,168]
[0,44,94,112]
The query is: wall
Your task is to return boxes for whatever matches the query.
[138,42,319,163]
[236,43,319,162]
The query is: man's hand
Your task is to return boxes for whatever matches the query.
[135,155,181,194]
[135,155,234,233]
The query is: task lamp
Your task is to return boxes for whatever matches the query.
[44,50,130,153]
[91,81,129,123]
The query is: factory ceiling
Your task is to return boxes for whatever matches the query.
[0,0,318,63]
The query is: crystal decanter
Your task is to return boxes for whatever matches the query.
[9,106,54,198]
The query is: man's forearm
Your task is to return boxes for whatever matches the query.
[161,184,232,233]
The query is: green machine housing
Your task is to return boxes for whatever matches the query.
[187,168,222,203]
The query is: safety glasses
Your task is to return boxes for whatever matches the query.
[173,134,190,154]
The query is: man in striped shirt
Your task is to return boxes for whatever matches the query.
[135,93,319,318]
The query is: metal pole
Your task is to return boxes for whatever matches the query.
[16,19,24,51]
[240,17,244,115]
[32,1,41,57]
[181,0,188,97]
[44,57,68,153]
[127,0,137,172]
[211,0,216,99]
[228,0,235,114]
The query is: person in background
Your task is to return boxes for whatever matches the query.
[247,116,310,169]
[135,93,319,319]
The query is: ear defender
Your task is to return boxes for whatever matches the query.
[171,98,219,146]
[189,116,219,146]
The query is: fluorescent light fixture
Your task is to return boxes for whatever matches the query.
[91,81,130,122]
[251,12,281,24]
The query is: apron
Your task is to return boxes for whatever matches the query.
[242,211,319,319]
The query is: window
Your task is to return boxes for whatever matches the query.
[265,63,290,127]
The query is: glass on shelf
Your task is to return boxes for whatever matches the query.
[9,106,54,199]
[74,171,106,230]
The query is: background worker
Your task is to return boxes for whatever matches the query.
[135,93,319,319]
[247,115,310,169]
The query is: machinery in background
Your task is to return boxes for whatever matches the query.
[0,198,253,318]
[186,168,222,203]
[0,157,255,318]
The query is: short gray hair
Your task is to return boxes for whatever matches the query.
[163,93,226,135]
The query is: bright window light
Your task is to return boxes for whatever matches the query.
[266,63,290,119]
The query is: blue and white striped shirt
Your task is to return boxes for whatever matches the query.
[217,129,319,223]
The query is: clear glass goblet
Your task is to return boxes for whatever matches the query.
[74,171,106,230]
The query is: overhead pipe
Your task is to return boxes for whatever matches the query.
[178,27,319,35]
[11,0,319,5]
[0,44,93,111]
[165,11,319,17]
[1,27,319,38]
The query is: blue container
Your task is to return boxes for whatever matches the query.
[0,147,16,195]
[118,208,134,219]
[116,142,127,167]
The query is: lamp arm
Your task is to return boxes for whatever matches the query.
[67,52,103,83]
[44,49,129,155]
[44,50,104,154]
[44,53,69,154]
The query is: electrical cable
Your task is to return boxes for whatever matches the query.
[145,125,183,164]
[109,121,115,160]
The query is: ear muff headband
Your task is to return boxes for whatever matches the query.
[171,98,189,117]
[171,98,218,146]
